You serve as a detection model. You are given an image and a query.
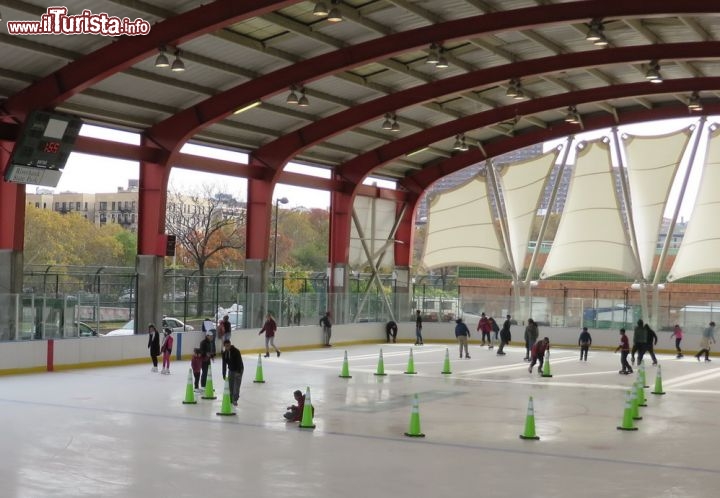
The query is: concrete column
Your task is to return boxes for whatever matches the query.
[394,265,411,321]
[136,255,164,334]
[244,258,268,328]
[0,249,24,340]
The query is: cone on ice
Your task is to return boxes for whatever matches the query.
[404,394,425,438]
[635,378,647,408]
[216,378,236,416]
[639,363,649,388]
[253,354,266,383]
[404,348,417,374]
[631,384,643,421]
[181,368,197,405]
[617,390,639,431]
[374,349,387,376]
[519,396,540,440]
[339,350,352,378]
[299,386,316,429]
[651,365,666,395]
[541,350,553,378]
[441,348,452,374]
[201,362,217,400]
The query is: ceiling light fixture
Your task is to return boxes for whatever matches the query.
[154,47,170,68]
[564,106,581,124]
[435,49,449,69]
[313,2,329,16]
[170,50,185,72]
[233,100,262,114]
[506,79,526,100]
[645,60,662,83]
[391,115,400,132]
[327,1,343,22]
[298,87,310,107]
[688,92,703,111]
[426,43,440,65]
[286,86,299,105]
[381,113,393,130]
[586,19,608,46]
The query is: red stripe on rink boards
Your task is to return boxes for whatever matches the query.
[47,339,54,372]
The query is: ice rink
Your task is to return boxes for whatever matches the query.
[1,342,718,498]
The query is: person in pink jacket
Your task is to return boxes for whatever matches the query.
[671,324,683,358]
[160,328,174,375]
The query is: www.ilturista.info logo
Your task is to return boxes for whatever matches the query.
[6,7,151,36]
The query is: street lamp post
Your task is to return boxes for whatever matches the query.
[273,197,289,280]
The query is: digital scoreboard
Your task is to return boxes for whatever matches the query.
[4,110,83,187]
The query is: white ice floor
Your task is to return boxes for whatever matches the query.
[1,343,719,498]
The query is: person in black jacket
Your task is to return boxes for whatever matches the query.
[199,332,215,388]
[645,323,658,366]
[385,320,398,343]
[497,314,512,355]
[578,326,592,361]
[221,339,244,406]
[147,323,160,372]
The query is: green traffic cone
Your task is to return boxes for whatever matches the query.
[404,348,417,374]
[519,396,540,440]
[635,378,647,407]
[181,368,197,405]
[441,348,452,374]
[299,386,316,429]
[617,390,638,431]
[631,384,643,421]
[651,365,666,395]
[216,378,236,417]
[253,354,265,383]
[374,349,387,376]
[201,362,217,400]
[404,394,425,438]
[339,350,352,378]
[639,363,649,388]
[541,350,553,378]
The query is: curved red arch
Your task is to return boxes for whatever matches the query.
[339,76,720,186]
[147,0,711,153]
[256,42,720,174]
[1,0,296,120]
[400,102,720,194]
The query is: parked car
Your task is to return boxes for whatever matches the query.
[216,304,244,329]
[75,321,97,337]
[104,317,194,336]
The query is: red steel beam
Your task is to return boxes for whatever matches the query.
[1,0,297,120]
[147,0,715,153]
[400,102,720,194]
[259,42,720,175]
[339,76,720,186]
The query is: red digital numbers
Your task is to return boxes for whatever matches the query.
[43,141,61,154]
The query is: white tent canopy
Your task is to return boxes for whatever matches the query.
[541,139,639,279]
[667,126,720,281]
[422,175,510,274]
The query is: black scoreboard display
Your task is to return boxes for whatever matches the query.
[4,110,83,187]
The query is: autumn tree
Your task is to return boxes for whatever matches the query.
[24,205,134,266]
[165,185,246,314]
[275,207,328,271]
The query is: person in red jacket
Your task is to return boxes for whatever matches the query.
[477,312,493,347]
[528,337,550,374]
[615,328,633,375]
[284,390,305,422]
[258,312,281,358]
